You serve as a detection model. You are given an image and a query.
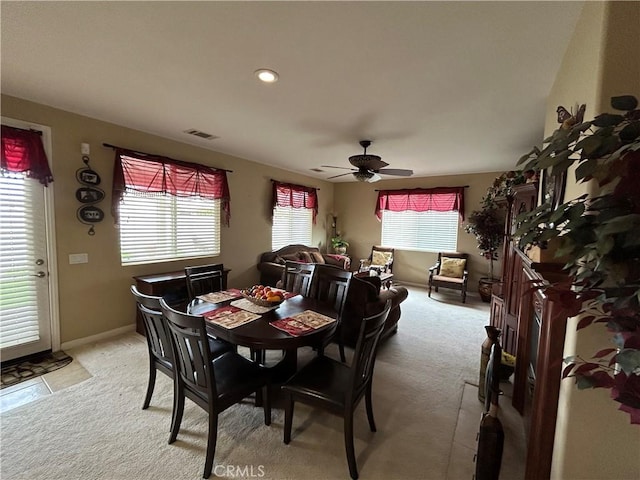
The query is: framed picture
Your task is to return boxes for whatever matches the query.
[75,186,105,204]
[540,167,566,210]
[76,167,101,186]
[77,205,104,224]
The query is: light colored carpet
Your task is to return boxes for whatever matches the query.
[0,286,489,480]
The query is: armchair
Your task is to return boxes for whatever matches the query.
[358,246,394,274]
[428,252,469,303]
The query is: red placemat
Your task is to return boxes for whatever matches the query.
[270,310,336,337]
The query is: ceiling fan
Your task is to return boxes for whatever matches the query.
[322,140,414,183]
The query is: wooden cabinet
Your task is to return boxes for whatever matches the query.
[489,182,569,479]
[133,269,229,335]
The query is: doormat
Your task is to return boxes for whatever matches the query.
[1,351,73,389]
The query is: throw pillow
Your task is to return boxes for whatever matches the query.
[440,257,466,278]
[372,250,393,266]
[281,253,302,262]
[274,256,286,265]
[299,251,314,263]
[309,251,325,264]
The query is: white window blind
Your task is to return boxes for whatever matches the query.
[272,205,312,250]
[119,191,220,265]
[0,174,46,348]
[381,209,459,252]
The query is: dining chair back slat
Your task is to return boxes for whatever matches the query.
[309,264,352,314]
[282,261,315,296]
[185,263,224,300]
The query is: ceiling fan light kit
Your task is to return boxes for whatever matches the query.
[323,140,414,183]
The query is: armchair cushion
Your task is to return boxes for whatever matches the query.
[440,257,467,278]
[371,250,393,267]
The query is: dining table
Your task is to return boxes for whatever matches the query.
[186,291,338,383]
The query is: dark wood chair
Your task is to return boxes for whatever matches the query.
[185,263,224,300]
[308,264,353,362]
[160,299,271,479]
[428,252,469,303]
[282,261,315,296]
[358,245,394,274]
[281,300,392,480]
[131,286,234,417]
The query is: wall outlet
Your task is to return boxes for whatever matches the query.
[80,143,90,155]
[69,253,89,264]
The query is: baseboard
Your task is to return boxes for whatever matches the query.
[61,324,136,350]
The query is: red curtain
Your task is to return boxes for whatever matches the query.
[1,125,53,186]
[375,187,465,221]
[272,181,318,224]
[112,148,230,225]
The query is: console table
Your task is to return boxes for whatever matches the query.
[133,268,230,335]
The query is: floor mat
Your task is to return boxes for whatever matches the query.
[1,351,73,389]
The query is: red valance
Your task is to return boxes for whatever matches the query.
[112,148,231,225]
[375,187,465,221]
[1,125,53,186]
[272,181,318,224]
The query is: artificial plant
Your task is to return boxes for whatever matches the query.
[514,95,640,424]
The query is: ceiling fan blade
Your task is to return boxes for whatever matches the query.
[321,165,355,171]
[327,172,354,179]
[377,168,414,177]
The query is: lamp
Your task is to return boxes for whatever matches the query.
[352,170,381,183]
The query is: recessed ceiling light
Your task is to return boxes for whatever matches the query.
[255,68,279,83]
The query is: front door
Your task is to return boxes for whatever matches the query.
[0,118,57,361]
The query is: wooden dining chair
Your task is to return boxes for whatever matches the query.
[282,261,315,296]
[185,263,224,300]
[308,264,353,362]
[131,286,234,417]
[281,300,392,480]
[160,299,271,479]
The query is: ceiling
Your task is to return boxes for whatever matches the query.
[1,1,584,182]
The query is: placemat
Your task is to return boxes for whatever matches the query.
[231,298,279,314]
[204,305,260,329]
[197,288,243,304]
[270,310,336,337]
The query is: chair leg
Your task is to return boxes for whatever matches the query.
[462,288,467,303]
[203,412,218,479]
[142,362,156,409]
[365,382,377,432]
[283,393,294,444]
[263,385,271,426]
[344,410,359,479]
[428,281,432,297]
[169,383,185,444]
[339,343,346,363]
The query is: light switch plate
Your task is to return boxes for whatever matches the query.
[69,253,88,264]
[80,143,90,155]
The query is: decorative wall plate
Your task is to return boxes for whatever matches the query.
[76,167,101,186]
[75,186,105,204]
[77,205,104,224]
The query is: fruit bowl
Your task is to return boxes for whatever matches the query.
[241,286,285,307]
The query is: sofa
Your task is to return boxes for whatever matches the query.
[257,244,351,287]
[340,272,409,347]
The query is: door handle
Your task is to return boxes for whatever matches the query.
[33,271,46,278]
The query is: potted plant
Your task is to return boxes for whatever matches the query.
[465,171,527,301]
[330,236,349,255]
[514,95,640,424]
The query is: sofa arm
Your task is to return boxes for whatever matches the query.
[324,254,351,270]
[379,286,409,310]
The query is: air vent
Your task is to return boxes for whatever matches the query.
[183,129,219,140]
[310,168,324,172]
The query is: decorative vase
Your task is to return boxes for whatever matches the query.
[478,326,501,403]
[478,278,498,303]
[334,246,347,255]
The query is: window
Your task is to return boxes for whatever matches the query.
[119,191,221,265]
[376,187,465,252]
[271,181,317,250]
[381,209,459,252]
[111,148,230,266]
[272,205,313,250]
